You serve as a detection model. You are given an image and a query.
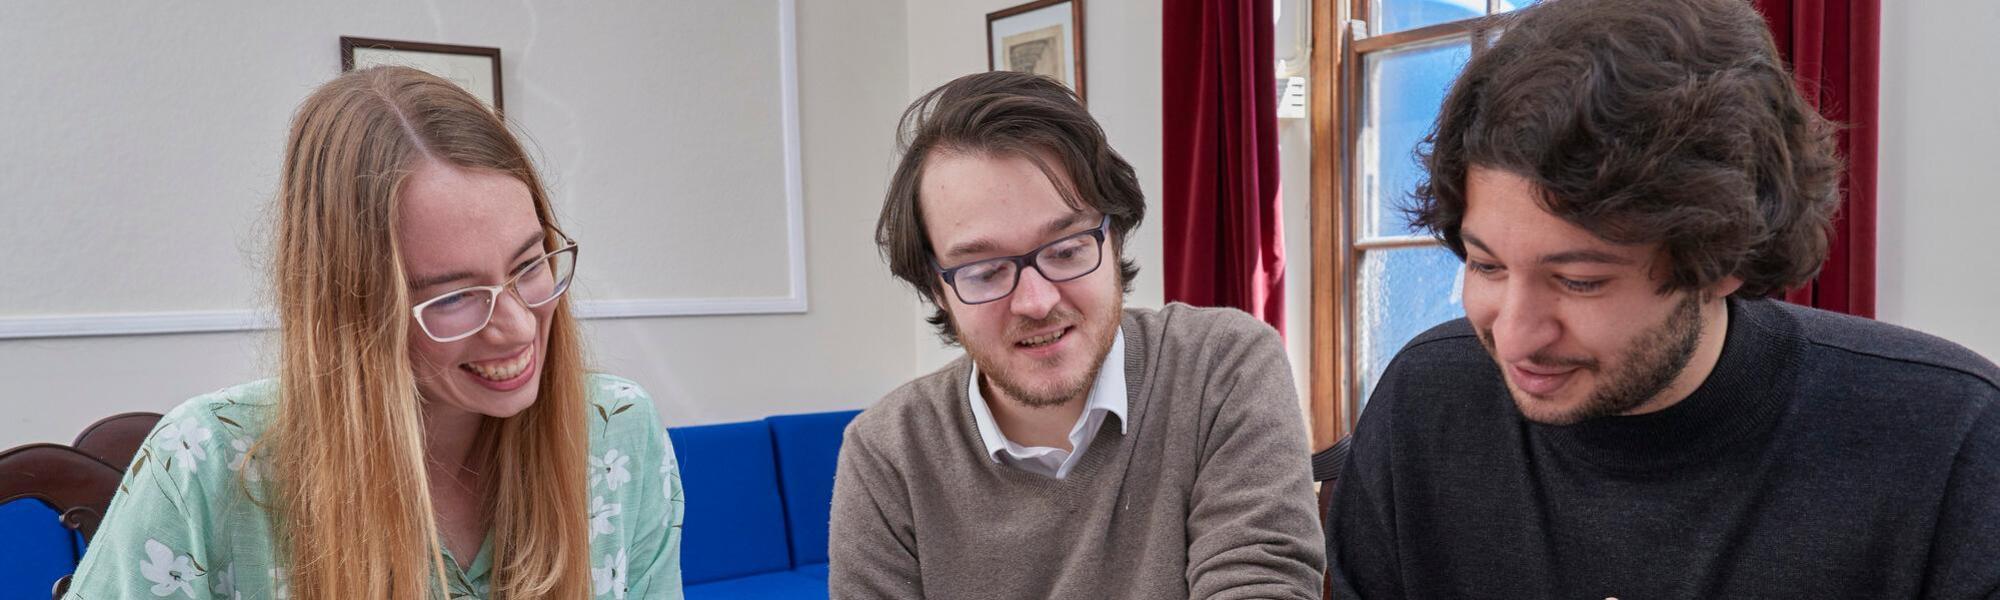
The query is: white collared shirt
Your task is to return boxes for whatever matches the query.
[967,329,1127,479]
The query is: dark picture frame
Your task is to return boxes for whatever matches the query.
[986,0,1086,101]
[340,36,504,114]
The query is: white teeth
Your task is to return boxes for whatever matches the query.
[1019,329,1066,348]
[464,350,532,381]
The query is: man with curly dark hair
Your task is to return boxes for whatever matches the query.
[1326,0,2000,597]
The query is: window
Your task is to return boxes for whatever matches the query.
[1307,0,1532,444]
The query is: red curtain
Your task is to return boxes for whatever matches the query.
[1163,0,1286,335]
[1757,0,1880,318]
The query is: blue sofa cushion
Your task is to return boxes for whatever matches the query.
[685,570,828,600]
[792,562,830,581]
[0,499,84,599]
[667,420,793,584]
[765,410,859,568]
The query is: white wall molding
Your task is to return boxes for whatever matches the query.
[0,0,806,342]
[0,291,808,340]
[775,0,810,316]
[0,310,276,340]
[587,0,811,321]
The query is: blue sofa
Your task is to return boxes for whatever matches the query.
[672,409,858,599]
[0,499,85,598]
[0,409,860,600]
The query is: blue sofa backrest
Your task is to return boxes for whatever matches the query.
[6,410,861,596]
[0,499,85,598]
[765,410,860,568]
[667,420,793,585]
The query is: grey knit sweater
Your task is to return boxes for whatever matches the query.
[829,304,1326,599]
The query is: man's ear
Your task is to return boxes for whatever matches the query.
[930,282,956,317]
[1709,275,1745,301]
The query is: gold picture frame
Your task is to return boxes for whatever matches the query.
[341,36,504,114]
[986,0,1085,101]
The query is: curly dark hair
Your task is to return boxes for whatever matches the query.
[878,71,1145,345]
[1409,0,1842,297]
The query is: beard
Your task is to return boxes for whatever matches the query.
[1482,291,1707,426]
[964,296,1123,410]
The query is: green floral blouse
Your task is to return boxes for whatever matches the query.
[61,374,684,600]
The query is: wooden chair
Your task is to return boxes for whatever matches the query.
[71,412,161,470]
[0,411,161,599]
[1313,436,1352,600]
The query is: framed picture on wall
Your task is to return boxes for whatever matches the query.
[340,36,503,114]
[986,0,1085,100]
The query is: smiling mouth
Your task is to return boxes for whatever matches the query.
[1509,364,1580,395]
[1017,326,1071,348]
[462,347,533,382]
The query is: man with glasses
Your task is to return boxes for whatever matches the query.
[828,71,1324,599]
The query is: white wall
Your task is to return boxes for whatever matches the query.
[21,0,1977,450]
[901,0,1169,374]
[0,0,919,445]
[1876,0,2000,362]
[1,2,801,319]
[585,0,918,426]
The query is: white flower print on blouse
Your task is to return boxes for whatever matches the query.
[591,547,629,599]
[601,380,642,402]
[213,563,240,600]
[269,568,290,599]
[138,538,201,599]
[663,447,677,527]
[227,437,264,482]
[154,420,213,471]
[591,448,632,491]
[589,496,623,539]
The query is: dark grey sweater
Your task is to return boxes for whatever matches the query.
[830,304,1325,599]
[1328,297,2000,599]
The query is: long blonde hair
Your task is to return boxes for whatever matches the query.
[265,66,592,599]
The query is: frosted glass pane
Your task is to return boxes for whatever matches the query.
[1373,0,1486,35]
[1357,245,1466,404]
[1360,39,1471,240]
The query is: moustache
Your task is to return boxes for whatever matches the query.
[1007,306,1083,338]
[1478,327,1599,370]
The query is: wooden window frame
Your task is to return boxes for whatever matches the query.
[1308,0,1512,451]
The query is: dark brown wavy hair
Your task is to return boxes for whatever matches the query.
[878,71,1145,344]
[1409,0,1842,297]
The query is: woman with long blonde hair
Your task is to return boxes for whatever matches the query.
[64,66,683,599]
